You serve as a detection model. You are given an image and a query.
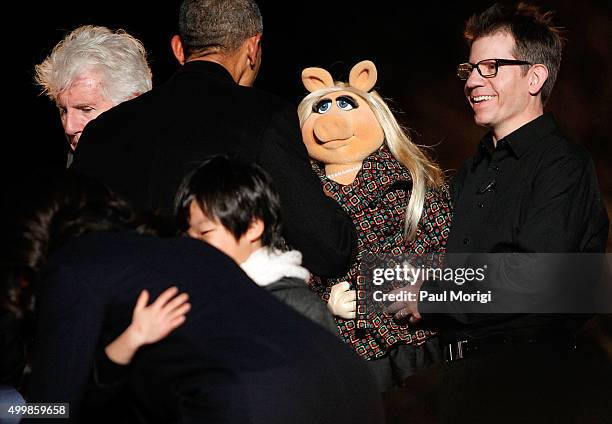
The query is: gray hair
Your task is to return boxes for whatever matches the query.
[35,25,152,105]
[178,0,263,58]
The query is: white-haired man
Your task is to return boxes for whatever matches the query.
[35,25,152,166]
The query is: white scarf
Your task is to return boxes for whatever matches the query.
[240,247,311,287]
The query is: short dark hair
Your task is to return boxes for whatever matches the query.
[175,155,285,250]
[178,0,263,59]
[464,2,564,103]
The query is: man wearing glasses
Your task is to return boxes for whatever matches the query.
[390,3,609,422]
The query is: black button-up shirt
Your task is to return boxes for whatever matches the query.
[421,113,609,340]
[448,113,608,255]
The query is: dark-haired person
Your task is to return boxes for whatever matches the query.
[14,172,382,423]
[388,3,609,422]
[71,0,356,279]
[175,155,338,334]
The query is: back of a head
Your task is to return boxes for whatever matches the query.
[6,172,136,276]
[178,0,263,59]
[175,155,284,250]
[34,25,153,105]
[464,2,564,103]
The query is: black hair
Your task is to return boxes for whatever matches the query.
[178,0,263,58]
[174,155,285,250]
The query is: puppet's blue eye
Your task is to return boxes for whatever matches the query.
[314,99,332,114]
[337,96,357,110]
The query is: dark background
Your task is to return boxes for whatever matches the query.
[12,0,610,244]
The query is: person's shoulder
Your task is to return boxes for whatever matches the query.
[83,91,152,137]
[48,231,232,275]
[48,231,156,265]
[236,84,295,113]
[538,128,593,169]
[267,276,309,291]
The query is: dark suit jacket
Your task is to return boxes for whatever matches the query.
[28,232,383,423]
[72,61,356,278]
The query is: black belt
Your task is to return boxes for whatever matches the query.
[443,333,576,362]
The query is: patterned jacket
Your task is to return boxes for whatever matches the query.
[309,144,452,359]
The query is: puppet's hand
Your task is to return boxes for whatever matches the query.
[327,281,356,319]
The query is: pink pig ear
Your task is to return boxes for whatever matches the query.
[348,60,377,92]
[302,67,334,92]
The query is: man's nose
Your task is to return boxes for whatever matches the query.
[465,67,485,90]
[63,110,83,136]
[313,114,353,143]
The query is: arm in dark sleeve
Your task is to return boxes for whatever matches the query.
[28,265,105,415]
[92,348,129,388]
[267,280,339,336]
[257,105,357,278]
[511,151,608,253]
[420,151,609,318]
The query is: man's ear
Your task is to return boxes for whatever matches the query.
[171,35,185,65]
[246,218,265,243]
[528,64,548,96]
[246,34,262,69]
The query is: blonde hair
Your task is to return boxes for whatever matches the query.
[298,83,444,241]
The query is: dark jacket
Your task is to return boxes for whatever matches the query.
[28,232,383,423]
[267,277,339,336]
[72,61,356,278]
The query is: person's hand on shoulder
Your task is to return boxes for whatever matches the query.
[105,286,191,365]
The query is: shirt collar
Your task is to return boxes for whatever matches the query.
[473,112,558,165]
[173,60,235,84]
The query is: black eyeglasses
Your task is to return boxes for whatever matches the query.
[457,58,532,80]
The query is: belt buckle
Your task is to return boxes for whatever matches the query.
[445,340,468,362]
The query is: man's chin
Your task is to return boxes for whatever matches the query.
[472,113,492,128]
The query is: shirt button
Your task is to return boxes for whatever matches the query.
[463,238,470,245]
[491,165,500,172]
[477,202,484,208]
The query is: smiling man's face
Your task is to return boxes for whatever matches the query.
[464,31,533,141]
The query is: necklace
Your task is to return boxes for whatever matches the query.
[326,165,362,178]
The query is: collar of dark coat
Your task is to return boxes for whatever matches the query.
[312,143,412,213]
[171,60,235,85]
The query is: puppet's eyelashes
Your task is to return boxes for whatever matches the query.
[313,96,359,114]
[337,96,357,110]
[314,99,332,114]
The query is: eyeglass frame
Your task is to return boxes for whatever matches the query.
[457,58,532,80]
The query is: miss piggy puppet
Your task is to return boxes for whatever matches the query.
[298,60,452,390]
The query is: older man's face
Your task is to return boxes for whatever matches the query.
[56,71,115,150]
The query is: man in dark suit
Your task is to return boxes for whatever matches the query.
[71,0,356,278]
